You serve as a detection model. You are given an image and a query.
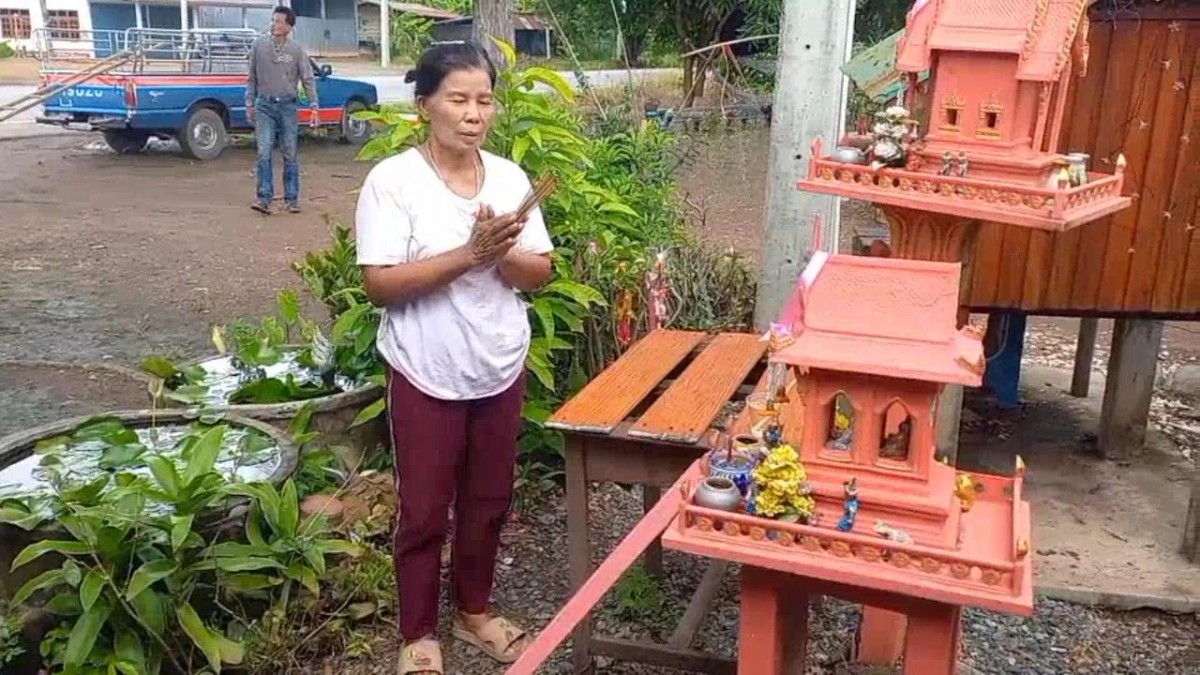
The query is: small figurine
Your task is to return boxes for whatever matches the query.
[874,520,912,544]
[837,478,860,532]
[879,418,912,460]
[826,410,853,451]
[954,473,977,512]
[646,251,671,331]
[956,151,969,178]
[940,150,954,176]
[763,418,785,448]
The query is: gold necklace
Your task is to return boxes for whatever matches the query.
[423,142,482,198]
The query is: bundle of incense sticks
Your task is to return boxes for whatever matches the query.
[515,174,558,221]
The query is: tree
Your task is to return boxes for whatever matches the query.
[474,0,514,64]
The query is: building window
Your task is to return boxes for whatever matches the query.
[940,91,964,133]
[46,10,81,40]
[824,391,855,453]
[0,8,32,39]
[877,398,914,465]
[977,93,1004,140]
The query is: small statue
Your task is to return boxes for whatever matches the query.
[874,520,912,544]
[956,151,969,178]
[826,410,853,451]
[763,418,784,448]
[940,151,954,176]
[837,478,860,532]
[879,418,912,460]
[954,473,977,512]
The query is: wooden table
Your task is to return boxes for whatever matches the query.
[546,329,805,674]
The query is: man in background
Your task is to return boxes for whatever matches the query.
[246,5,319,215]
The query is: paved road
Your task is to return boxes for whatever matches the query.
[0,68,676,141]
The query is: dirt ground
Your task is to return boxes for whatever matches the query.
[0,128,1198,611]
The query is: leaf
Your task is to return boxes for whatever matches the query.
[0,507,47,531]
[170,514,195,552]
[543,279,606,307]
[64,598,112,668]
[177,602,223,672]
[524,66,575,101]
[211,325,227,354]
[277,480,300,539]
[598,201,639,217]
[114,628,147,674]
[129,589,166,637]
[125,559,178,601]
[211,542,274,558]
[490,36,517,69]
[245,502,267,548]
[99,443,148,470]
[214,557,284,573]
[12,568,67,605]
[220,574,279,592]
[289,402,317,443]
[287,563,320,596]
[183,426,225,485]
[277,289,301,325]
[146,456,180,498]
[80,569,105,612]
[46,591,82,616]
[512,135,530,164]
[12,539,91,570]
[349,397,386,428]
[531,297,556,340]
[347,602,376,620]
[140,356,180,380]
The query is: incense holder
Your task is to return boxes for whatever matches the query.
[707,449,757,495]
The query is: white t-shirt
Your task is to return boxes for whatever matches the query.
[355,148,554,401]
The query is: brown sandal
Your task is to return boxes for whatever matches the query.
[398,638,443,674]
[451,615,529,664]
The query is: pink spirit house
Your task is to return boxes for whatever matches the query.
[772,254,985,548]
[801,0,1132,265]
[662,252,1033,675]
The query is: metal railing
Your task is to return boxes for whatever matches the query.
[35,27,260,75]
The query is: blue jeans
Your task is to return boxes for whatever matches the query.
[254,97,299,206]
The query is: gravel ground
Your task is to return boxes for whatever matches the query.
[315,481,1199,675]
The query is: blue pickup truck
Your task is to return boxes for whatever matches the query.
[35,28,379,160]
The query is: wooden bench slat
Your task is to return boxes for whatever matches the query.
[628,333,767,444]
[548,330,706,434]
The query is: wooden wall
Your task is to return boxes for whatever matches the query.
[965,4,1200,317]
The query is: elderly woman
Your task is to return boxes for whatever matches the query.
[354,42,552,674]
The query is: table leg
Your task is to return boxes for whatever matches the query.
[642,484,664,577]
[902,603,962,675]
[566,437,593,674]
[738,566,808,675]
[857,606,906,665]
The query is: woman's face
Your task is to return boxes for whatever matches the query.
[419,67,495,154]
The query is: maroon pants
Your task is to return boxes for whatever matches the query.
[386,368,525,641]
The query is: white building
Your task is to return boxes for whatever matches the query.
[0,0,94,52]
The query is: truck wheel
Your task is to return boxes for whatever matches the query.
[340,100,371,146]
[179,107,227,161]
[102,130,150,155]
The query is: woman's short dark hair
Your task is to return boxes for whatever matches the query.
[272,5,296,26]
[405,42,497,98]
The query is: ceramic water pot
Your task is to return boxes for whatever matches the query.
[694,477,742,512]
[831,146,868,165]
[707,449,757,495]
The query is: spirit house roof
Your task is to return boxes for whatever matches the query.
[897,0,1092,82]
[771,254,985,387]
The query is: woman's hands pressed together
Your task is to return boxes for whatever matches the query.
[466,204,525,265]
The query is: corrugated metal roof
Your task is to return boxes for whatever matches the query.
[355,1,463,21]
[435,12,549,30]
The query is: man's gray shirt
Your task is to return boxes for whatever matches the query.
[246,36,318,108]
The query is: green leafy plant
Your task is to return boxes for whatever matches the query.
[0,597,25,668]
[612,563,665,622]
[0,421,359,675]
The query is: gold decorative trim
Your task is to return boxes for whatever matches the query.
[940,90,965,132]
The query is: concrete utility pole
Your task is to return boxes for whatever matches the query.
[380,0,391,68]
[754,0,857,329]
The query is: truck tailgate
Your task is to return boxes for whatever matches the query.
[41,73,131,115]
